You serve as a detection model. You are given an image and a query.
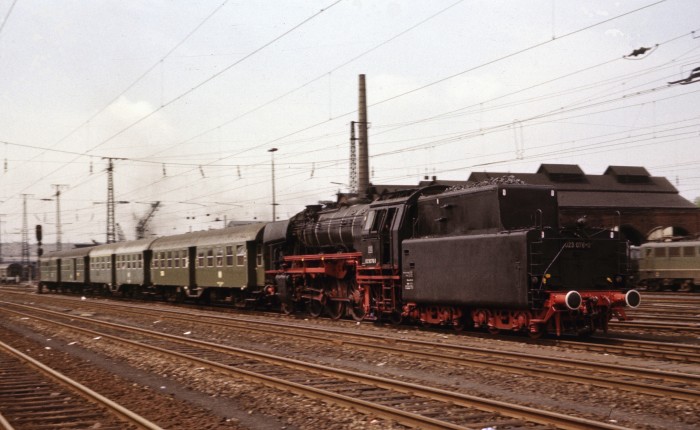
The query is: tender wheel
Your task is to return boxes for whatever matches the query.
[308,299,323,318]
[528,324,543,339]
[326,300,345,320]
[389,310,403,326]
[528,330,543,339]
[487,326,500,335]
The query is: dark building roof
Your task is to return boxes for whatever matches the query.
[468,164,696,210]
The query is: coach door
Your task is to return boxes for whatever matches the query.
[188,247,196,287]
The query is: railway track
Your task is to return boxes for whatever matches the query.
[553,336,700,363]
[4,295,700,402]
[15,290,700,362]
[1,301,636,430]
[609,320,700,333]
[0,339,161,430]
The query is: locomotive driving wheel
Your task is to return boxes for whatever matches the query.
[308,299,323,318]
[326,300,345,320]
[348,286,366,321]
[349,302,366,321]
[281,300,295,315]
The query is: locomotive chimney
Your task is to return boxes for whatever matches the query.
[357,74,369,198]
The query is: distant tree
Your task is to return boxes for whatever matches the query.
[695,197,700,207]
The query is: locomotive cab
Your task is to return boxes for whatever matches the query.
[361,205,400,267]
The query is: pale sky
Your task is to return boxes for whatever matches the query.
[1,0,699,245]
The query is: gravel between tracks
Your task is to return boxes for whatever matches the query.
[2,292,700,429]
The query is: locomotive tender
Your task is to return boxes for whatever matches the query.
[39,182,640,337]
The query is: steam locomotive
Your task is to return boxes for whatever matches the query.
[39,181,640,337]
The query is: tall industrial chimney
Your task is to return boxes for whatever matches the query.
[357,74,369,197]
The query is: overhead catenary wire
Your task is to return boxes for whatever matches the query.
[5,1,700,242]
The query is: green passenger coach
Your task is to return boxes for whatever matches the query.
[150,222,267,302]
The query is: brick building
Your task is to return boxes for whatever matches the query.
[468,164,700,245]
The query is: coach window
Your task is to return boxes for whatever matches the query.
[236,245,245,266]
[138,255,142,269]
[174,251,180,268]
[216,247,224,267]
[207,249,214,267]
[257,247,263,267]
[166,251,172,268]
[683,246,695,257]
[669,247,681,257]
[654,248,666,258]
[226,246,234,266]
[197,252,204,267]
[182,251,188,268]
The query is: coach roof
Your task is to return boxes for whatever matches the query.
[89,238,158,257]
[150,223,266,251]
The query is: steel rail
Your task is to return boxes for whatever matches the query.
[0,412,14,430]
[610,321,700,332]
[555,337,700,363]
[2,303,631,430]
[0,339,163,430]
